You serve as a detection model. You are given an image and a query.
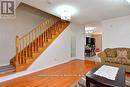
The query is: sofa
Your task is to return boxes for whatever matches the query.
[98,48,130,72]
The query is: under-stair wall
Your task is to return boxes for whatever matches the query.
[27,24,71,71]
[10,16,61,71]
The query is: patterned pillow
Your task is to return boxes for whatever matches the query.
[117,50,128,59]
[105,58,122,64]
[104,48,117,58]
[127,49,130,59]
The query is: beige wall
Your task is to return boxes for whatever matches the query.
[0,3,51,65]
[102,15,130,49]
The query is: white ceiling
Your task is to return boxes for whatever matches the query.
[22,0,130,25]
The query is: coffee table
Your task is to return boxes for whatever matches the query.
[86,64,125,87]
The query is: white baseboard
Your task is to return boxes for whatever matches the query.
[70,57,77,60]
[0,59,71,83]
[75,57,85,60]
[0,63,10,66]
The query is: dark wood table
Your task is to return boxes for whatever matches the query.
[86,64,125,87]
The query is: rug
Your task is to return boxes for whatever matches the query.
[71,76,130,87]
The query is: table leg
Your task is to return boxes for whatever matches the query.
[86,82,90,87]
[86,77,90,87]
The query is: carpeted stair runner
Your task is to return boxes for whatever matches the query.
[0,65,15,74]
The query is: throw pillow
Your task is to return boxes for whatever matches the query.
[117,50,128,59]
[127,49,130,59]
[104,48,117,58]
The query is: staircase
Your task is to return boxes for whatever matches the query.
[7,16,70,72]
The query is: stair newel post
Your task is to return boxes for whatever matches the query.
[16,35,20,66]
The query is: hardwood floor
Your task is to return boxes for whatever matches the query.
[0,59,96,87]
[0,59,129,87]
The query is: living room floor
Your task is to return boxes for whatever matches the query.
[0,59,130,87]
[85,55,101,62]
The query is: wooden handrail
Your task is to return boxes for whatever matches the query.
[20,16,59,48]
[20,16,59,40]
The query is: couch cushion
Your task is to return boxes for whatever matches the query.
[121,59,130,66]
[104,48,117,58]
[117,49,128,59]
[104,58,122,64]
[127,49,130,59]
[116,48,130,59]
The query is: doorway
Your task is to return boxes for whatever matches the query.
[84,33,102,57]
[92,33,102,54]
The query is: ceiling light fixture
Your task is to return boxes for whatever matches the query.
[55,5,77,20]
[61,10,71,20]
[85,27,96,34]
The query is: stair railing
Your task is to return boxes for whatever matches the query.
[15,16,60,66]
